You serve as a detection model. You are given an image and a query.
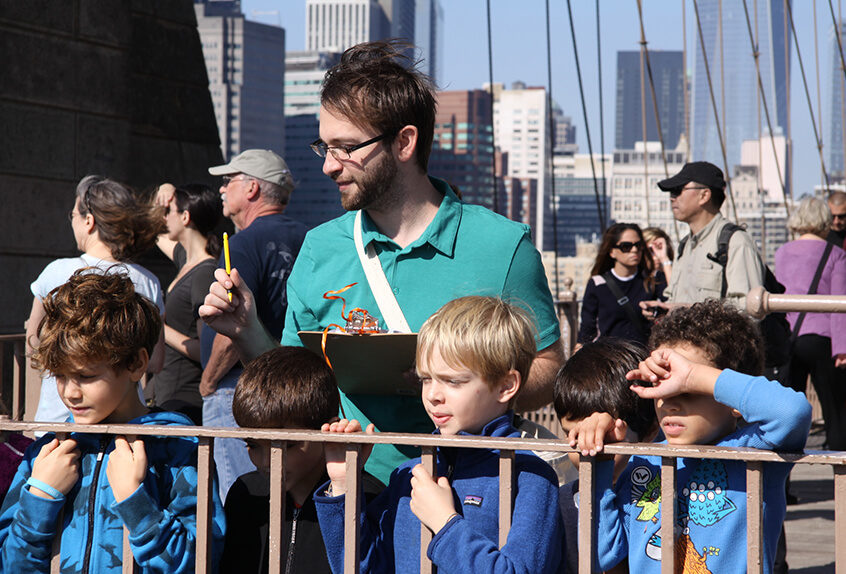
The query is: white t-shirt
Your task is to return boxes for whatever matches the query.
[31,254,165,423]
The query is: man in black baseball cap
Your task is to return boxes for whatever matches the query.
[640,161,764,318]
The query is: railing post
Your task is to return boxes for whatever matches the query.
[498,449,515,548]
[557,278,578,357]
[577,455,595,574]
[746,461,763,574]
[344,444,361,574]
[420,446,436,574]
[660,457,676,574]
[835,465,846,574]
[268,441,287,574]
[195,436,214,574]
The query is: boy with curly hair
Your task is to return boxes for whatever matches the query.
[0,270,225,573]
[570,300,811,574]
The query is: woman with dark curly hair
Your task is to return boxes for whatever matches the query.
[150,183,223,424]
[25,175,165,424]
[577,223,665,349]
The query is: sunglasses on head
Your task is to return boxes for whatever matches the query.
[614,241,644,253]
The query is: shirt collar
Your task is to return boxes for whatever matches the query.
[690,213,725,248]
[357,177,462,256]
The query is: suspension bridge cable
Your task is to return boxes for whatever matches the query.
[635,0,681,242]
[596,0,608,220]
[740,0,791,215]
[544,0,560,296]
[565,0,606,232]
[691,0,740,221]
[784,0,831,191]
[639,15,651,226]
[486,0,498,213]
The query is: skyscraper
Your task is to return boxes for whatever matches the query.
[615,51,685,150]
[429,90,496,209]
[283,51,344,229]
[305,0,417,54]
[195,0,286,160]
[415,0,443,85]
[827,20,846,178]
[691,0,790,183]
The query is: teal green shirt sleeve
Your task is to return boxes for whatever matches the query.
[503,232,561,350]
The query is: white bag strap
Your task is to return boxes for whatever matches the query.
[353,211,412,333]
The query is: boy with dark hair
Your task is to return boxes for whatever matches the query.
[0,270,225,573]
[554,338,658,574]
[222,346,381,574]
[316,296,563,573]
[570,300,812,573]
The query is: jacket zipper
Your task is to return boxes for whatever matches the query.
[283,506,302,574]
[81,437,109,574]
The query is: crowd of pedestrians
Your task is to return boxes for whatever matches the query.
[1,39,843,573]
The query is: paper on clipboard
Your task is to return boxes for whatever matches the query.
[298,331,419,396]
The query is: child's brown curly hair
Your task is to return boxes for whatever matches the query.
[30,268,161,375]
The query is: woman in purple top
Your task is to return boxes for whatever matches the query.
[775,196,846,450]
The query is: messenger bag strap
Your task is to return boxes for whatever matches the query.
[601,272,648,337]
[353,210,412,333]
[791,241,834,340]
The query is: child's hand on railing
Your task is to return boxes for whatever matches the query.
[107,436,148,503]
[409,464,458,534]
[31,438,80,499]
[567,412,628,457]
[321,418,375,496]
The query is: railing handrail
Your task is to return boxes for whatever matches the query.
[2,421,844,465]
[746,286,846,317]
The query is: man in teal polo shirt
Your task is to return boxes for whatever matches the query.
[200,40,564,484]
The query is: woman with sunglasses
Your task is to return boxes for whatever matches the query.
[150,183,223,425]
[576,223,665,350]
[25,175,166,423]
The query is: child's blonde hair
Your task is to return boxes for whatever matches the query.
[416,296,537,389]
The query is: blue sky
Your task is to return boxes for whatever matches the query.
[244,0,839,199]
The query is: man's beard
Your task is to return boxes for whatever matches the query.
[339,152,398,212]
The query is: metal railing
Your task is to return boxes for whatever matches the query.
[0,421,844,574]
[0,290,844,573]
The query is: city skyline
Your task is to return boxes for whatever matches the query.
[245,0,842,204]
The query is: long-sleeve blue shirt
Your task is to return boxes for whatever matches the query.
[0,410,226,573]
[314,412,563,574]
[593,370,812,574]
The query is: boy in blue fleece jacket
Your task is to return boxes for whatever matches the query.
[569,300,812,574]
[315,296,563,574]
[0,270,225,573]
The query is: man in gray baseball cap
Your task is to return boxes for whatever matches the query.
[201,149,308,500]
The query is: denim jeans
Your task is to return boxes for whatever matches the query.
[202,375,255,503]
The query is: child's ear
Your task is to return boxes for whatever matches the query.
[127,349,149,381]
[497,369,521,404]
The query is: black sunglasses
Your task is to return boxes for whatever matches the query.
[614,241,645,253]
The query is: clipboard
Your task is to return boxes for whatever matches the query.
[298,331,419,396]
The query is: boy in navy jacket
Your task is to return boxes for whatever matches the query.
[0,270,225,573]
[315,296,563,573]
[569,300,811,574]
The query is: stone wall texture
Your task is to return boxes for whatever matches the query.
[0,0,223,333]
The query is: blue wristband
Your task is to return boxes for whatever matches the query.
[26,477,64,501]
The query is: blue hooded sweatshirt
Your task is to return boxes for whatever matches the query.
[0,410,226,573]
[314,412,563,574]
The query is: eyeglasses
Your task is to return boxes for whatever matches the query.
[614,241,645,253]
[222,175,252,187]
[832,213,846,220]
[669,186,710,199]
[310,133,391,160]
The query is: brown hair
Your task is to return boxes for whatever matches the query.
[649,299,764,376]
[31,269,162,375]
[321,40,437,172]
[554,338,656,440]
[233,347,339,429]
[77,175,165,261]
[642,226,675,262]
[590,223,656,292]
[416,296,537,393]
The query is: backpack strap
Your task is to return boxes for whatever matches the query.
[677,235,689,258]
[705,223,743,299]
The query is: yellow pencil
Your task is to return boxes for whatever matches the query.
[223,232,232,302]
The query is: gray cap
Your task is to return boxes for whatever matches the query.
[208,149,291,187]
